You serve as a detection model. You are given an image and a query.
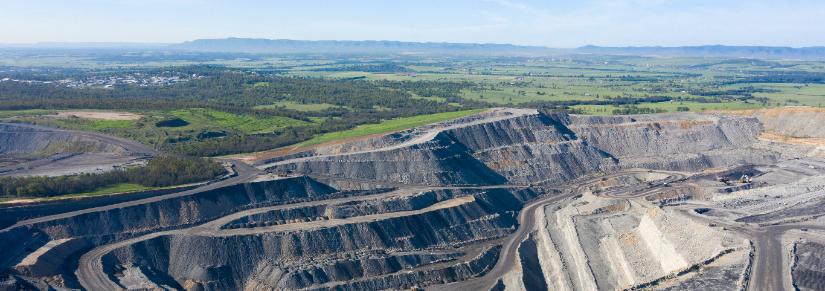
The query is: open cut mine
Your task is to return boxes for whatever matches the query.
[2,107,825,291]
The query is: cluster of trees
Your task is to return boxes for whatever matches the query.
[0,156,226,198]
[520,96,673,109]
[726,71,825,84]
[0,68,473,117]
[611,106,667,115]
[168,128,314,156]
[311,63,410,73]
[0,68,485,118]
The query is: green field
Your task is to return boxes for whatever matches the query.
[572,101,765,115]
[297,109,485,147]
[2,112,136,131]
[1,108,311,147]
[0,109,55,119]
[168,108,309,134]
[54,118,136,131]
[0,183,158,203]
[70,183,157,197]
[746,83,825,107]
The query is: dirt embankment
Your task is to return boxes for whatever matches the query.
[729,107,825,139]
[0,123,155,177]
[52,111,142,121]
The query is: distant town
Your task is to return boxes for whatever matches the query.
[0,72,201,88]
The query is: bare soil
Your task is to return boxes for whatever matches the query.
[53,111,142,121]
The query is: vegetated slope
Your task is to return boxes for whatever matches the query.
[172,38,557,55]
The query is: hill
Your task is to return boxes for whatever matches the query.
[577,45,825,59]
[170,38,559,55]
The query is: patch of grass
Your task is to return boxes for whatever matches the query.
[638,101,764,112]
[254,101,342,112]
[169,108,310,134]
[741,83,825,107]
[69,183,157,197]
[298,109,485,147]
[82,119,136,130]
[0,183,158,203]
[19,117,136,132]
[0,109,56,119]
[410,94,447,103]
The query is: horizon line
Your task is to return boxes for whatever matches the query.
[0,38,823,50]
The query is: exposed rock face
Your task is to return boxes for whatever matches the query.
[0,123,154,177]
[103,188,531,290]
[3,108,816,291]
[273,133,509,186]
[270,110,773,185]
[223,188,479,228]
[569,114,761,157]
[793,241,825,291]
[745,107,825,138]
[451,113,615,185]
[567,114,773,172]
[24,176,337,239]
[0,176,337,269]
[15,238,90,277]
[0,124,129,156]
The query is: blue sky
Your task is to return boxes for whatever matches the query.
[1,0,824,47]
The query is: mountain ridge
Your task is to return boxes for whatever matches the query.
[170,38,825,59]
[3,38,825,59]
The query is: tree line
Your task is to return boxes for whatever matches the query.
[0,156,226,198]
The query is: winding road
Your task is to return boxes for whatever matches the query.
[5,111,819,291]
[674,195,825,291]
[74,167,667,291]
[430,169,684,291]
[2,160,260,232]
[75,186,513,290]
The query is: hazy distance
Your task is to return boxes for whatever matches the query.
[1,0,824,47]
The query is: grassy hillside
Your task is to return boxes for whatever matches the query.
[168,108,309,134]
[297,109,485,147]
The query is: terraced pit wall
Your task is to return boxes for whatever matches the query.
[271,111,775,186]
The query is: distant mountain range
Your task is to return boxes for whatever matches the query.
[170,39,825,59]
[576,45,825,59]
[3,38,825,59]
[169,38,557,55]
